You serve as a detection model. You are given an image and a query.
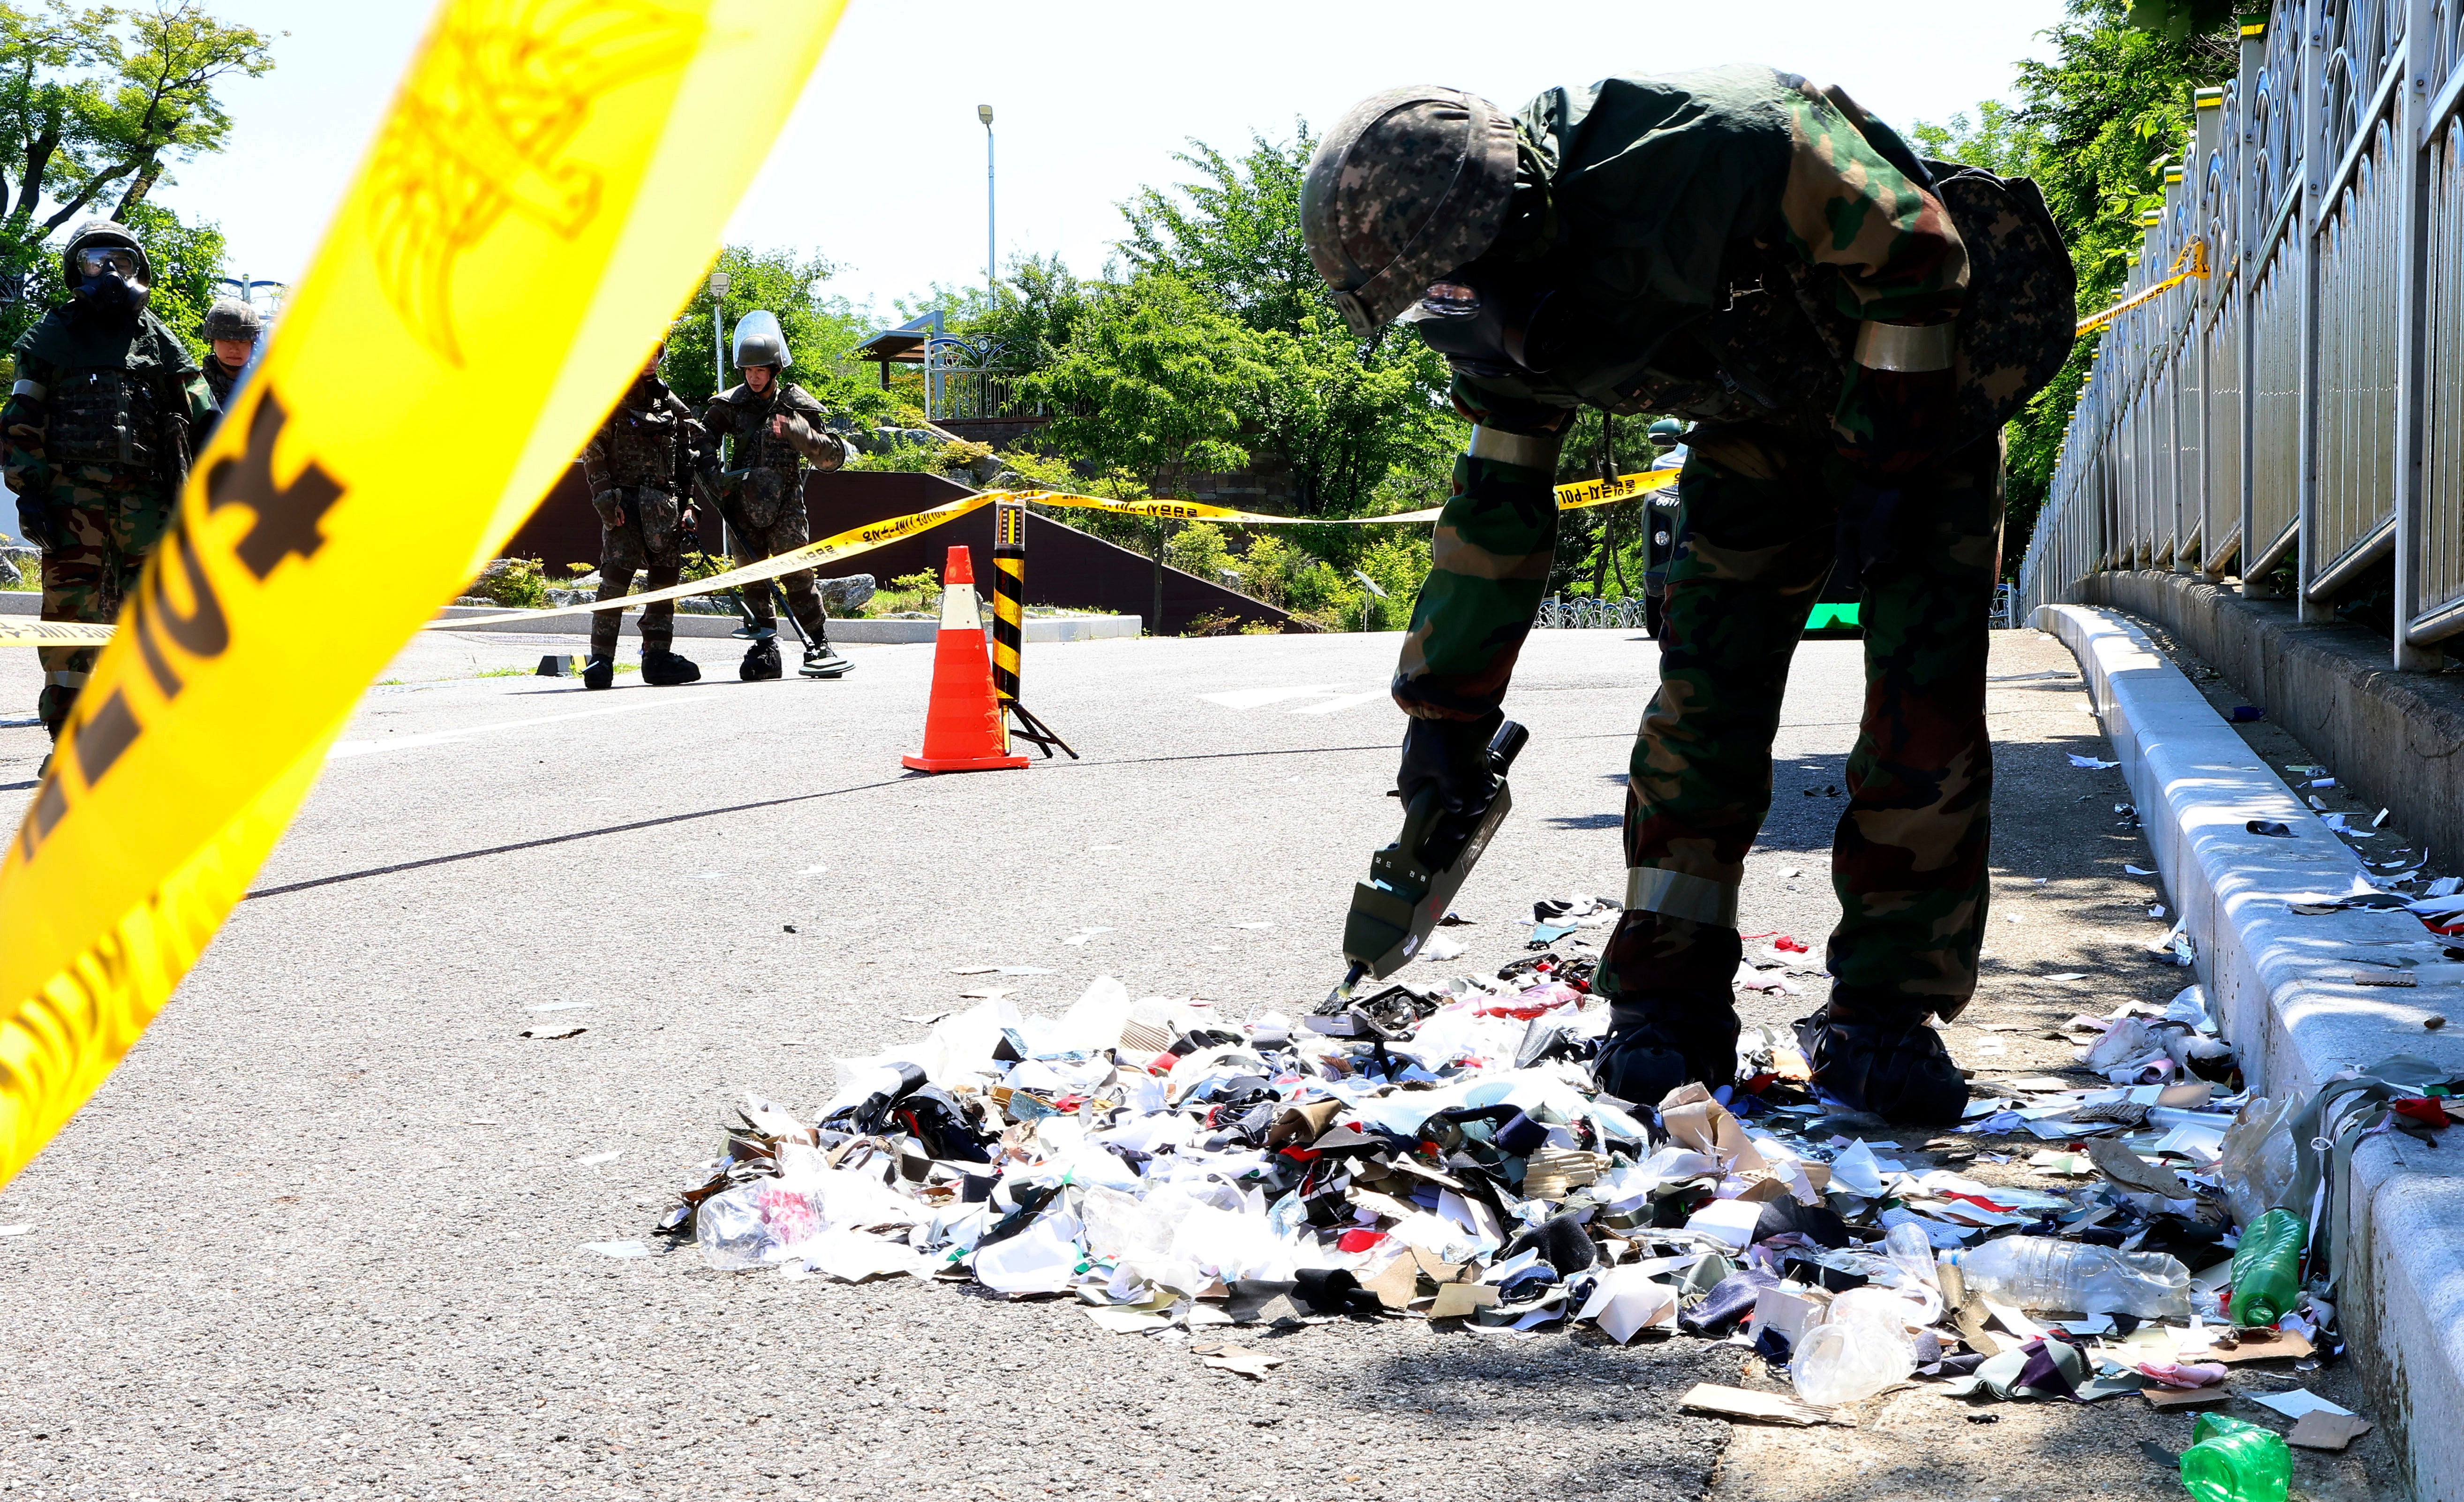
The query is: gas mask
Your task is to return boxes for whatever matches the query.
[1398,266,1582,378]
[71,244,149,312]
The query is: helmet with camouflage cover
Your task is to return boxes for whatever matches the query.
[61,218,151,311]
[203,297,262,342]
[731,309,791,371]
[1302,87,1520,338]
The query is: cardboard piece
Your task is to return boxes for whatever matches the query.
[1428,1281,1500,1319]
[1657,1083,1768,1173]
[2205,1329,2315,1366]
[1196,1343,1286,1379]
[1677,1383,1848,1427]
[2288,1411,2374,1451]
[2088,1137,2196,1198]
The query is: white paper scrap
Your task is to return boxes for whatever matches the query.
[582,1240,651,1259]
[2250,1389,2356,1421]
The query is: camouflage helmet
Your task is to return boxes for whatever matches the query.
[61,219,151,304]
[1302,86,1520,337]
[202,297,263,342]
[1647,417,1685,448]
[731,309,791,370]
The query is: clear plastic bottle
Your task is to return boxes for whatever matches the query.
[2228,1208,2306,1326]
[1942,1235,2191,1318]
[1791,1287,1916,1406]
[2180,1411,2291,1502]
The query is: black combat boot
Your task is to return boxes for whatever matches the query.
[1589,907,1742,1105]
[1794,992,1970,1125]
[740,637,782,681]
[580,655,615,690]
[641,648,701,686]
[800,641,851,678]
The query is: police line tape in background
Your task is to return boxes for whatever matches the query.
[0,0,853,1189]
[418,467,1683,632]
[9,470,1686,645]
[0,619,116,648]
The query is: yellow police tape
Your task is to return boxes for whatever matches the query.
[0,0,852,1188]
[421,468,1683,632]
[0,619,115,648]
[2075,238,2209,336]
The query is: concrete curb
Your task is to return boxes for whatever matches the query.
[2037,604,2464,1498]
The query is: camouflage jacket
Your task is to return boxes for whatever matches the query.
[583,378,701,498]
[700,380,838,481]
[2,306,216,496]
[1397,65,1969,723]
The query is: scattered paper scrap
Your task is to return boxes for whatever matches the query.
[582,1241,651,1259]
[2249,1388,2355,1421]
[1197,1344,1287,1379]
[1678,1383,1846,1427]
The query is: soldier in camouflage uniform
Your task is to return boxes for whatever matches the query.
[4,220,218,745]
[699,310,852,681]
[1304,67,2072,1125]
[199,296,261,419]
[580,345,704,689]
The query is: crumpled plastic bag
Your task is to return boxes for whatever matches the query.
[2216,1095,2301,1228]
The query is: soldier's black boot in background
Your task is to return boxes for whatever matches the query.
[1589,910,1741,1105]
[740,637,782,681]
[641,647,701,686]
[800,639,851,678]
[1794,991,1969,1125]
[581,655,615,690]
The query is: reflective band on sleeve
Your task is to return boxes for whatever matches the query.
[12,378,45,400]
[1623,866,1740,928]
[44,671,90,688]
[1853,321,1957,373]
[1467,425,1562,470]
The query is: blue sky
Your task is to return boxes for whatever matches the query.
[152,0,2068,321]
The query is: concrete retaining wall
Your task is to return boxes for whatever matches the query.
[2039,604,2464,1501]
[2080,572,2464,888]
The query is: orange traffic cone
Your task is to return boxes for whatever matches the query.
[902,546,1030,773]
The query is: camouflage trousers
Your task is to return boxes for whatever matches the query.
[1599,425,2004,1030]
[723,496,830,644]
[590,485,684,658]
[34,479,175,738]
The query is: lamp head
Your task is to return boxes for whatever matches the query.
[978,104,993,126]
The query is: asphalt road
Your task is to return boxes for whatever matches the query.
[0,622,2396,1502]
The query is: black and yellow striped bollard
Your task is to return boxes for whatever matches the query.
[989,500,1076,760]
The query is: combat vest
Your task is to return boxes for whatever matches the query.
[713,381,825,528]
[12,303,199,482]
[599,387,684,493]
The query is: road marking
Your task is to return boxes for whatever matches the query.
[1289,690,1389,716]
[326,697,687,759]
[1199,684,1342,710]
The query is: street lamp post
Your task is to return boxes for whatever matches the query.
[978,104,995,287]
[708,269,731,392]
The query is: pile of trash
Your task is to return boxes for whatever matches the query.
[648,891,2455,1452]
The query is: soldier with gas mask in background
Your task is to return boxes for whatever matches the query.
[198,296,263,423]
[579,342,705,690]
[3,219,218,745]
[1302,69,2073,1125]
[698,310,853,681]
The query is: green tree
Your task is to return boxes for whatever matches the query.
[1251,307,1457,517]
[1914,0,2235,573]
[1119,126,1321,338]
[1024,273,1270,631]
[0,2,276,292]
[662,243,895,420]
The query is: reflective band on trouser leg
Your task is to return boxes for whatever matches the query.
[991,501,1025,704]
[44,672,90,689]
[1623,866,1740,929]
[1467,425,1562,470]
[1852,320,1957,373]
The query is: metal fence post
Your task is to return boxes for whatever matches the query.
[2296,0,2334,621]
[2238,18,2266,596]
[2396,0,2444,667]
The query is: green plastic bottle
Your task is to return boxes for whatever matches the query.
[2180,1412,2291,1502]
[2229,1208,2307,1326]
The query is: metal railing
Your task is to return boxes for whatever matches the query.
[2019,0,2464,664]
[1535,595,1651,630]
